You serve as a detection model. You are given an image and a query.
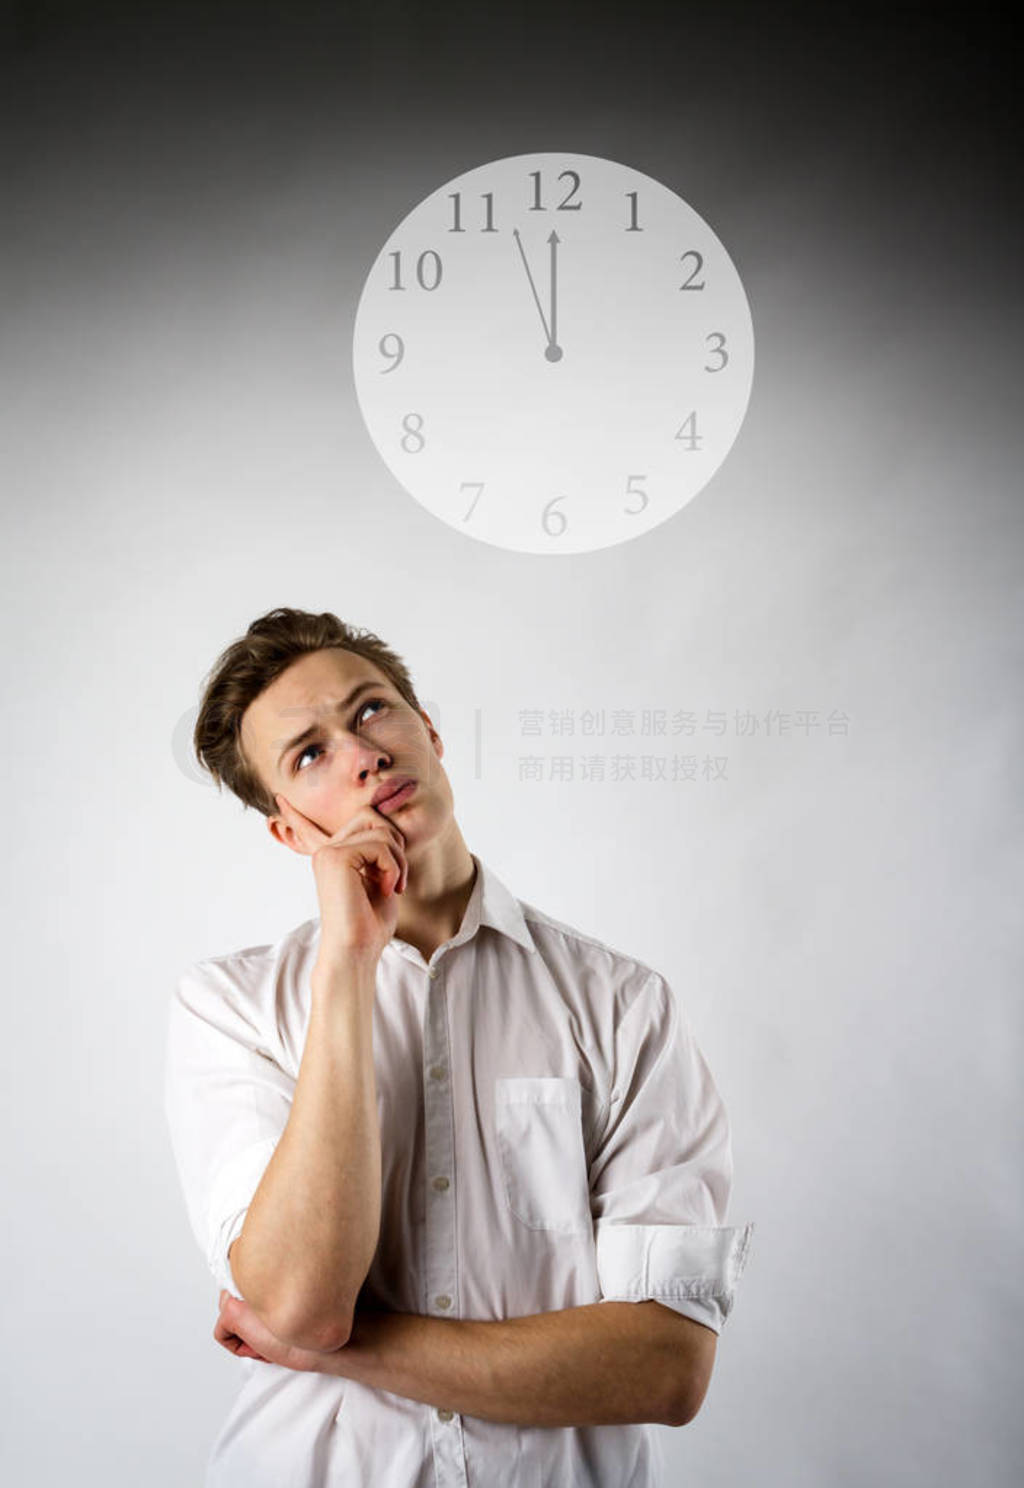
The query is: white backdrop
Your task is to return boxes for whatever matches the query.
[2,6,1021,1486]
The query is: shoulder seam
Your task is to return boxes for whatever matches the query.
[518,902,656,977]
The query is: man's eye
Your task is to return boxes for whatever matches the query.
[293,702,386,772]
[294,744,323,772]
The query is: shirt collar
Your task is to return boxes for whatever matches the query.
[461,851,537,954]
[385,850,537,961]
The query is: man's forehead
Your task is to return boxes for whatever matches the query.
[244,653,391,744]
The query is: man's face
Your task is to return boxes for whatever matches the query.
[241,647,453,855]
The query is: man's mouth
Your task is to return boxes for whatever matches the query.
[374,779,417,814]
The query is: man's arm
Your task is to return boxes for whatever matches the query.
[227,958,383,1352]
[228,798,411,1354]
[216,1292,717,1428]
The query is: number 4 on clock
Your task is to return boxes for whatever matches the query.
[675,411,702,451]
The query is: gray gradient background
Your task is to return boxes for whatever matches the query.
[2,3,1021,1484]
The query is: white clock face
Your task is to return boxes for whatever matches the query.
[353,151,754,555]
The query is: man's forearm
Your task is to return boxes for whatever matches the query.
[229,958,381,1350]
[328,1299,713,1428]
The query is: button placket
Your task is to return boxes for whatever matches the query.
[428,1401,467,1486]
[428,1398,467,1486]
[423,964,457,1319]
[422,960,468,1484]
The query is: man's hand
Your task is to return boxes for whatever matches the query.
[274,793,409,967]
[214,1290,338,1372]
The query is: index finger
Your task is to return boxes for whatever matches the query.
[370,799,408,842]
[276,794,407,857]
[274,793,333,851]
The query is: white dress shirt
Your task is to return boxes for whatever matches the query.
[164,851,754,1487]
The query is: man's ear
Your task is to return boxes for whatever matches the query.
[267,813,300,853]
[419,708,443,759]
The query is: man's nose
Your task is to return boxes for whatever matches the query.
[352,738,391,777]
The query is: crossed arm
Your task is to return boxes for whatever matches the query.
[209,946,718,1430]
[215,1290,718,1429]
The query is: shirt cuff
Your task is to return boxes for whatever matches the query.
[205,1137,281,1296]
[594,1220,755,1334]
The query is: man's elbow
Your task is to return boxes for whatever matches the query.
[663,1381,709,1428]
[229,1239,354,1351]
[269,1302,353,1353]
[661,1322,718,1427]
[663,1369,713,1427]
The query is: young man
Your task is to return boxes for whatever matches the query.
[164,606,754,1487]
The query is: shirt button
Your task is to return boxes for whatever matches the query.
[436,1408,454,1422]
[435,1293,452,1310]
[427,966,438,979]
[429,1063,447,1081]
[432,1175,450,1192]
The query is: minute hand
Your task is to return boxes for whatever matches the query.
[547,231,560,354]
[512,229,564,362]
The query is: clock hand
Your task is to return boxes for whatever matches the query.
[513,229,561,358]
[546,231,563,362]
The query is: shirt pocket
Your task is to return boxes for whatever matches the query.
[494,1076,591,1234]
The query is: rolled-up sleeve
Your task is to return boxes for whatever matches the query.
[163,958,294,1297]
[589,970,754,1334]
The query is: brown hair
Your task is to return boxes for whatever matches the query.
[192,607,424,818]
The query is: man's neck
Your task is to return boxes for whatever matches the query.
[394,833,477,964]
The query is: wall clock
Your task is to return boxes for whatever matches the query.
[353,151,754,555]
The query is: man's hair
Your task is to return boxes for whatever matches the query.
[193,606,424,818]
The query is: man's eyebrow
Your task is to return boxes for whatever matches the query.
[274,681,382,772]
